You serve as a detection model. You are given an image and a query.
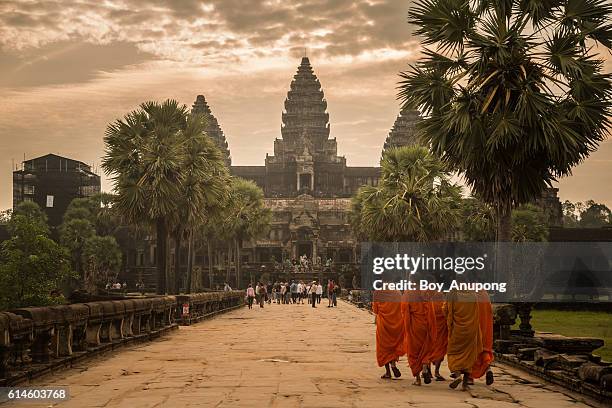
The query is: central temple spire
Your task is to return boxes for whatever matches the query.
[280,57,331,151]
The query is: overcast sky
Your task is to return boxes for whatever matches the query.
[1,0,611,211]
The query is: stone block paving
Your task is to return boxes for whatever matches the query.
[5,301,603,408]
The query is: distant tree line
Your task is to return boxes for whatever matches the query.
[562,200,612,228]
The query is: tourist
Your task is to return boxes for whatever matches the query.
[327,280,334,307]
[256,282,266,308]
[372,290,404,379]
[297,281,305,304]
[470,290,494,386]
[246,284,255,309]
[309,281,318,308]
[402,288,436,386]
[223,282,232,291]
[266,282,273,303]
[333,281,340,306]
[290,280,298,304]
[280,282,287,304]
[316,281,323,304]
[301,281,308,304]
[446,288,482,391]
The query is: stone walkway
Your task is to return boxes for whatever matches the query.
[8,300,600,408]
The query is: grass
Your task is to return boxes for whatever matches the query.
[515,309,612,362]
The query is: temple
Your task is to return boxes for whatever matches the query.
[231,57,380,198]
[223,57,391,275]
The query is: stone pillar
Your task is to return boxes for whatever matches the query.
[517,303,534,337]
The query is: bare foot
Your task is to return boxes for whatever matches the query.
[413,376,421,386]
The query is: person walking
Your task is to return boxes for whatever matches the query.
[327,280,334,307]
[316,281,323,304]
[290,280,298,304]
[333,281,340,307]
[309,281,318,308]
[256,282,265,308]
[246,284,255,309]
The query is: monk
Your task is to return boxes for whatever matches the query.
[471,290,494,385]
[372,290,405,379]
[446,289,482,390]
[402,289,436,385]
[428,292,448,381]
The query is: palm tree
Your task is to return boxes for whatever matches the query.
[168,112,229,294]
[398,0,612,241]
[103,100,193,294]
[225,178,271,288]
[352,146,461,242]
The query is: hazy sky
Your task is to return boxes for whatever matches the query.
[1,0,611,211]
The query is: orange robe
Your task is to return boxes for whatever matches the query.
[372,291,405,367]
[428,298,448,365]
[402,290,436,376]
[446,290,482,374]
[471,291,494,379]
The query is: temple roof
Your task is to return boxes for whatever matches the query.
[191,94,232,166]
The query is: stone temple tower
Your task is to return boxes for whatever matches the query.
[264,57,346,197]
[191,95,232,167]
[382,108,423,156]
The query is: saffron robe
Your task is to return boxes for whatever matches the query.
[428,298,448,365]
[402,290,436,376]
[471,290,494,379]
[446,290,482,373]
[372,291,405,367]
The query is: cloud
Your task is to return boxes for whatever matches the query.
[0,0,417,68]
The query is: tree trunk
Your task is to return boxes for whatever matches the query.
[174,231,182,294]
[235,238,242,289]
[226,243,232,285]
[496,202,513,295]
[156,218,167,294]
[207,240,214,289]
[186,231,194,293]
[497,202,512,242]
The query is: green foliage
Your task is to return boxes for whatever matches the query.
[64,193,120,236]
[399,0,612,240]
[59,218,96,273]
[562,199,612,227]
[579,200,612,227]
[10,201,49,235]
[0,205,74,309]
[82,235,122,292]
[351,146,462,242]
[511,204,549,242]
[102,99,231,293]
[225,178,272,242]
[460,197,496,241]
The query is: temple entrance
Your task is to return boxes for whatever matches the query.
[298,173,312,192]
[297,242,313,259]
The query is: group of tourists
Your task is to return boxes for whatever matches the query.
[373,287,493,391]
[245,279,341,309]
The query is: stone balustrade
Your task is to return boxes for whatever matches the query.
[0,291,244,386]
[176,291,244,325]
[492,303,611,402]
